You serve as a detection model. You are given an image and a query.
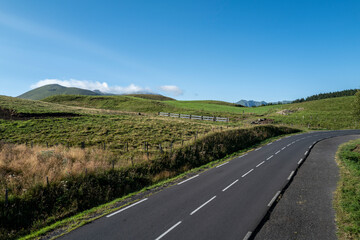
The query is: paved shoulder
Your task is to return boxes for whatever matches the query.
[254,135,360,240]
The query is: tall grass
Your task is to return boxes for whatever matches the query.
[0,143,116,196]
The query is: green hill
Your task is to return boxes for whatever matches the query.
[43,95,250,118]
[125,94,175,101]
[18,84,100,100]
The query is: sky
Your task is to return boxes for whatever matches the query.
[0,0,359,102]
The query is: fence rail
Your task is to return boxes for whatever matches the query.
[159,112,229,122]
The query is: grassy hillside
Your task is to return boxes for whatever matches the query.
[125,94,175,101]
[43,95,279,118]
[0,95,79,114]
[18,84,100,100]
[267,96,357,129]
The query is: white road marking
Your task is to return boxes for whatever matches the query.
[155,221,182,240]
[242,169,254,178]
[177,175,199,185]
[287,144,291,147]
[190,196,216,215]
[276,139,281,142]
[216,162,229,168]
[239,153,248,158]
[281,147,286,150]
[292,141,295,144]
[309,145,312,149]
[298,158,303,165]
[268,191,281,207]
[304,151,308,155]
[267,142,273,145]
[266,155,273,160]
[243,231,252,240]
[275,150,281,155]
[313,141,316,144]
[222,179,239,192]
[287,171,295,180]
[255,147,262,151]
[256,161,265,168]
[107,198,148,218]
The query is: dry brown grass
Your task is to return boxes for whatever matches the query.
[0,143,119,195]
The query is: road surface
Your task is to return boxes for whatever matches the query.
[60,130,360,240]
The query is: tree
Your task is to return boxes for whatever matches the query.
[354,91,360,120]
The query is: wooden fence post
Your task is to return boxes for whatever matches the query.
[46,176,49,187]
[81,142,85,149]
[159,144,163,153]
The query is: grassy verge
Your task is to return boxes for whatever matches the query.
[335,139,360,239]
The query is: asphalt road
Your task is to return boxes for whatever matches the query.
[60,130,360,240]
[254,134,360,240]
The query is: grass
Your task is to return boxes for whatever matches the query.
[42,94,359,130]
[0,143,115,196]
[267,96,358,130]
[43,95,180,114]
[335,139,360,239]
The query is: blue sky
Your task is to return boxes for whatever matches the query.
[0,0,359,102]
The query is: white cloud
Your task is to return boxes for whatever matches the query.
[159,85,183,96]
[31,79,152,95]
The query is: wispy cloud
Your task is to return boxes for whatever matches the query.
[159,85,183,96]
[32,79,152,95]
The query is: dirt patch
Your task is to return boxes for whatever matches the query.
[277,108,304,115]
[251,118,274,124]
[352,144,360,153]
[0,107,79,120]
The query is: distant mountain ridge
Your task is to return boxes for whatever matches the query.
[18,84,101,100]
[18,84,174,101]
[236,100,267,107]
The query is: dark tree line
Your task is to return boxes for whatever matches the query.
[293,89,359,103]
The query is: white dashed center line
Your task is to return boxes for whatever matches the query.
[298,158,303,165]
[304,151,308,155]
[242,169,254,178]
[256,161,265,168]
[275,150,281,155]
[266,155,273,160]
[281,147,286,150]
[222,179,239,192]
[155,221,182,240]
[190,196,216,215]
[255,147,262,151]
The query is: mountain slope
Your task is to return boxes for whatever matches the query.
[236,99,267,107]
[18,84,100,100]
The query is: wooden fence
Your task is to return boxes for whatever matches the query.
[158,112,229,122]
